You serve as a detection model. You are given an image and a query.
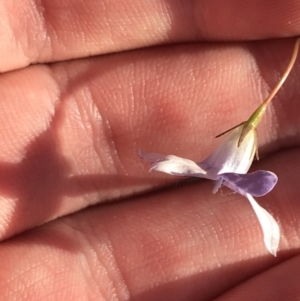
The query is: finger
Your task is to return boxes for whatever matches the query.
[0,39,299,239]
[0,148,299,301]
[215,255,300,300]
[2,0,300,71]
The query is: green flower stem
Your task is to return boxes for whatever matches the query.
[238,37,300,146]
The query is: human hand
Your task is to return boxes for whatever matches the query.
[1,1,300,300]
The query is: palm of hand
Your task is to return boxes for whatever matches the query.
[0,1,300,300]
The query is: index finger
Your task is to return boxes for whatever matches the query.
[2,0,300,71]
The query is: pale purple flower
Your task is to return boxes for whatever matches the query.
[139,126,280,256]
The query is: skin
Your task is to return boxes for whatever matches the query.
[0,0,300,300]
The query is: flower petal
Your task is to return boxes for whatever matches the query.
[212,177,223,194]
[138,151,208,177]
[246,194,280,256]
[221,171,278,197]
[138,151,167,163]
[199,126,256,177]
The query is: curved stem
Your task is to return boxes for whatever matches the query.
[262,37,300,107]
[237,37,300,146]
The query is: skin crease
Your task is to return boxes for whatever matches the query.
[1,0,300,300]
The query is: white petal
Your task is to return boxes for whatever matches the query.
[151,155,208,177]
[246,194,280,256]
[199,126,256,177]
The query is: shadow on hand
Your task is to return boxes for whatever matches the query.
[0,57,160,239]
